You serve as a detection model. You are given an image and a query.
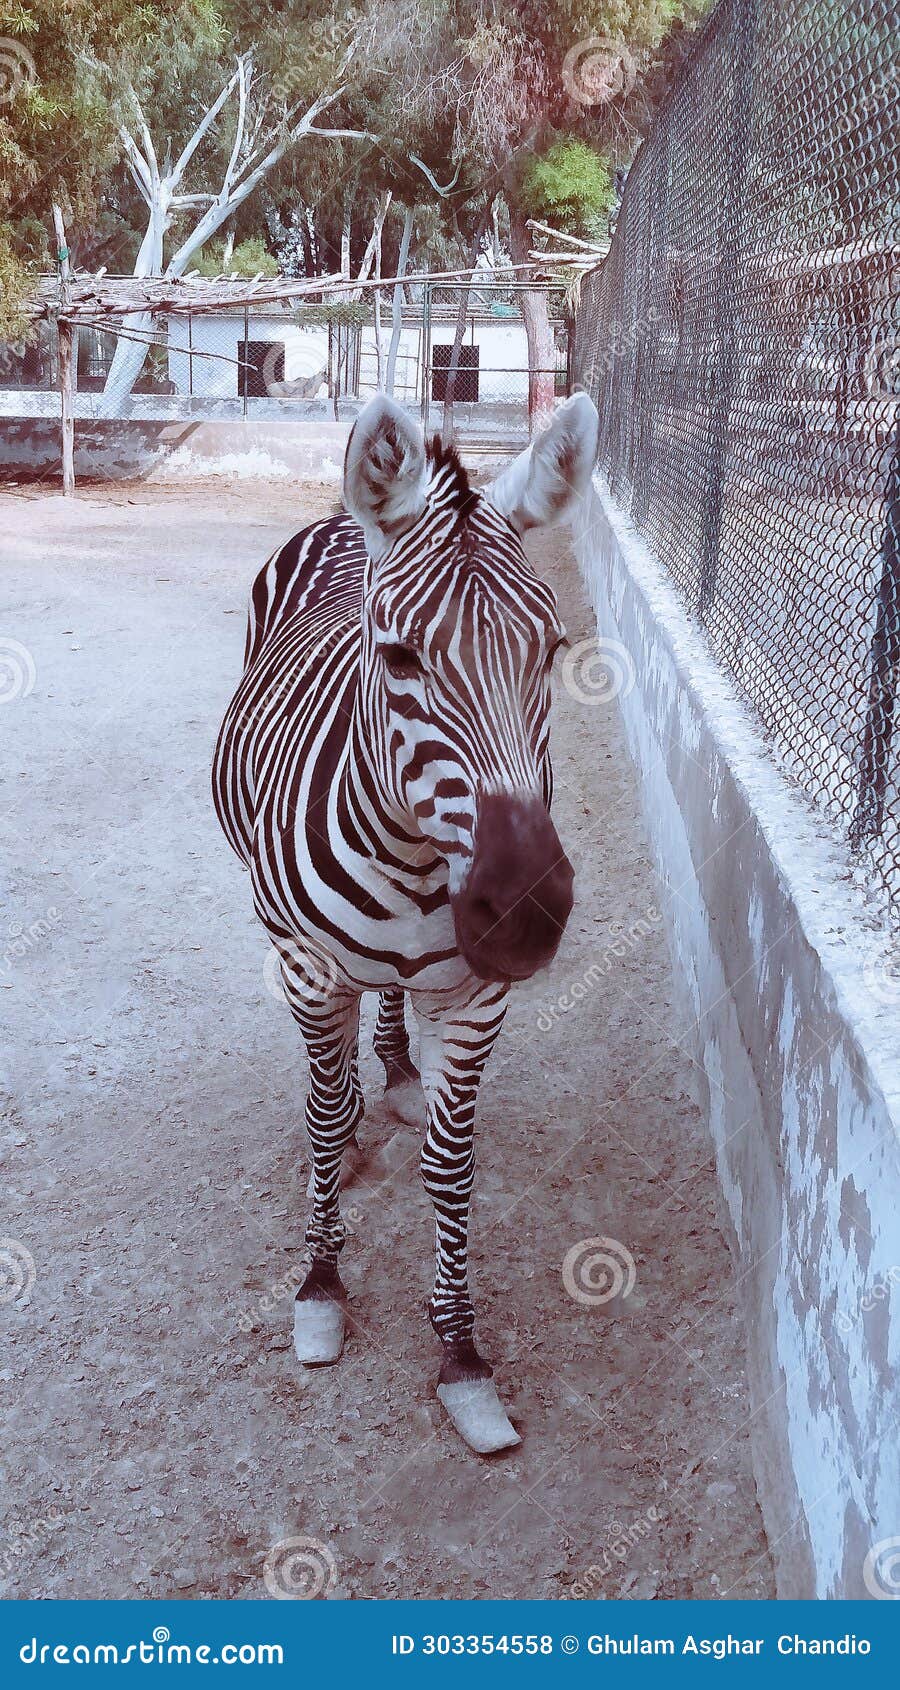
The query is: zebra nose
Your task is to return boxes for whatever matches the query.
[451,795,574,981]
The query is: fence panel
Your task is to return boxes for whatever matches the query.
[0,282,570,446]
[574,0,900,922]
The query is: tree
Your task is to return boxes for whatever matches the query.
[193,234,278,276]
[487,2,707,421]
[519,137,614,238]
[92,7,381,404]
[0,0,189,336]
[354,0,706,424]
[0,0,708,395]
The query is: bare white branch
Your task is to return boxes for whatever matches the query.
[221,53,250,196]
[168,60,244,191]
[119,127,154,205]
[409,154,461,197]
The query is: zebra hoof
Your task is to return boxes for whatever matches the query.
[384,1079,425,1129]
[436,1379,521,1455]
[293,1294,346,1366]
[294,1265,347,1366]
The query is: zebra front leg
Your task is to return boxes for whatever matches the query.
[280,960,364,1366]
[375,986,425,1127]
[414,982,519,1454]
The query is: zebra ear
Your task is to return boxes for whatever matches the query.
[486,392,599,534]
[343,395,429,559]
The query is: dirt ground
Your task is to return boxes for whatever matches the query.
[0,479,774,1601]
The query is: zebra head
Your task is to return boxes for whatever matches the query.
[344,392,600,984]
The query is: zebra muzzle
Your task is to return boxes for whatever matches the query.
[451,794,574,982]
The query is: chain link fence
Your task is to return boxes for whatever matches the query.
[0,281,571,445]
[574,0,899,925]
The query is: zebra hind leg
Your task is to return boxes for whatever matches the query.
[282,975,364,1366]
[375,987,425,1128]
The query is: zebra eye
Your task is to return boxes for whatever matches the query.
[381,642,423,680]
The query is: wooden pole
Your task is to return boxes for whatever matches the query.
[57,318,75,495]
[52,205,75,496]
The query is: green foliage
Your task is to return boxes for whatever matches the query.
[519,137,614,236]
[193,235,279,276]
[0,228,30,337]
[0,0,222,332]
[294,300,369,326]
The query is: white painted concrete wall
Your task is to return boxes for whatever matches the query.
[164,313,531,402]
[166,315,330,400]
[574,474,900,1600]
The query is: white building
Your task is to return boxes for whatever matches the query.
[165,307,539,407]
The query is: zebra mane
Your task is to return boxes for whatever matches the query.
[425,435,472,512]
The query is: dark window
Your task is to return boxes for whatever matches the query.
[431,343,479,402]
[240,339,284,398]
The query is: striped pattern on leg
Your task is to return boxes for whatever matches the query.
[279,958,363,1267]
[415,984,508,1349]
[374,987,416,1086]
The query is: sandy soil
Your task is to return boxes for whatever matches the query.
[0,479,773,1601]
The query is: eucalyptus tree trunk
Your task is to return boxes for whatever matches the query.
[491,201,504,273]
[350,191,392,299]
[508,206,556,430]
[441,210,492,441]
[373,213,385,389]
[340,188,354,278]
[385,205,414,397]
[99,190,168,412]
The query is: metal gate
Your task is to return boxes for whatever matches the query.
[420,280,572,443]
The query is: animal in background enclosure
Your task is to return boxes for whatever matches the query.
[213,391,599,1453]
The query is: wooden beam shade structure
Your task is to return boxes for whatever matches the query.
[25,262,546,328]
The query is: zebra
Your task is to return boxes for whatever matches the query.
[213,391,599,1453]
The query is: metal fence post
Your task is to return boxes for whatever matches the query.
[850,426,900,852]
[242,304,249,418]
[421,282,431,433]
[697,0,759,624]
